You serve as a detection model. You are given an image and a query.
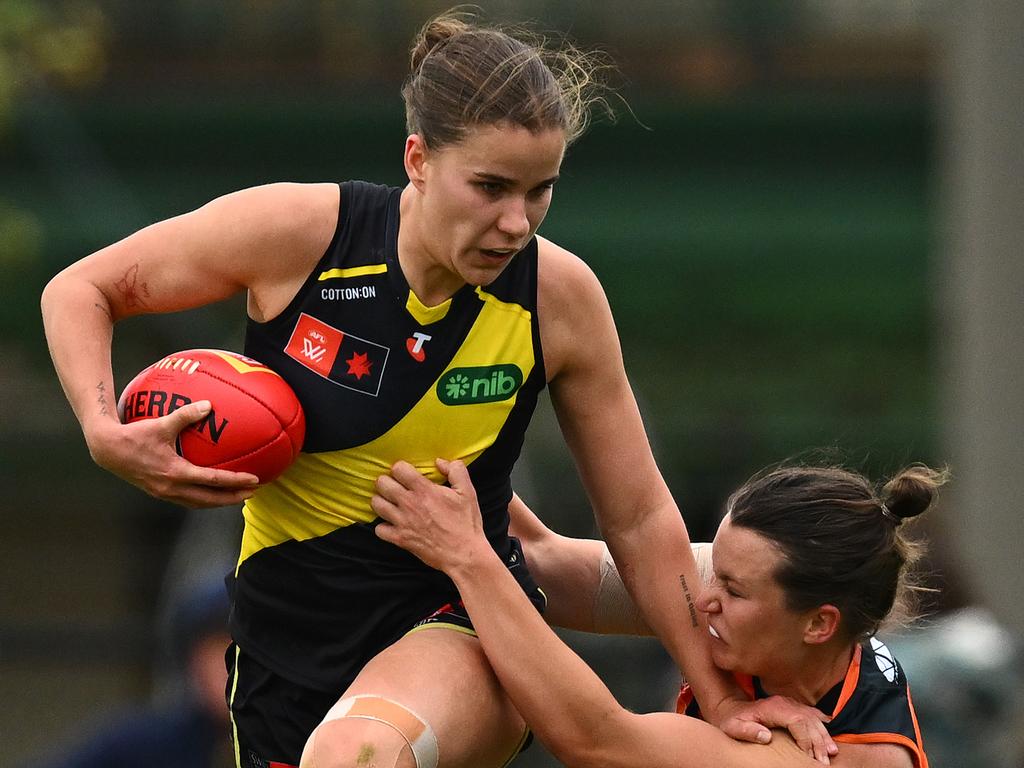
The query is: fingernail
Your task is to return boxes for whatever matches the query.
[757,732,770,744]
[196,400,212,414]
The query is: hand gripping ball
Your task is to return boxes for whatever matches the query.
[118,349,305,483]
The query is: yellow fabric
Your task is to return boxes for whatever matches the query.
[318,264,388,280]
[238,287,534,565]
[228,645,243,768]
[404,289,452,325]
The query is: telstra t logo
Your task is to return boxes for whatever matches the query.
[406,332,432,362]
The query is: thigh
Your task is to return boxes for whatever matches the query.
[302,626,527,768]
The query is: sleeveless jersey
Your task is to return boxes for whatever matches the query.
[233,180,547,690]
[677,638,929,767]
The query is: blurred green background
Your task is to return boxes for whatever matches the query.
[1,1,989,766]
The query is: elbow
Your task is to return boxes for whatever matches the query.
[41,267,78,312]
[40,271,69,325]
[40,272,60,312]
[41,269,112,327]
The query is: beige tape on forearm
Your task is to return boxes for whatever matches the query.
[592,542,713,635]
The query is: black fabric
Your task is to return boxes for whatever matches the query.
[227,539,543,766]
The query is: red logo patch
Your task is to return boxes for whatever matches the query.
[285,313,343,377]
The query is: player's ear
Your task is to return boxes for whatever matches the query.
[803,604,841,645]
[404,134,428,191]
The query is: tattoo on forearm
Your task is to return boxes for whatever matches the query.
[679,574,699,628]
[113,263,150,310]
[96,381,111,417]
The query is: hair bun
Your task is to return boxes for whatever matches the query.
[409,15,471,73]
[881,465,949,520]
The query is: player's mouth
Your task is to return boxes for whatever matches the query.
[479,247,518,260]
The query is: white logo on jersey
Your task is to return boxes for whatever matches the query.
[302,338,327,363]
[870,637,899,683]
[322,286,377,301]
[407,332,432,362]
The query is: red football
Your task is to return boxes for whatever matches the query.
[118,349,305,483]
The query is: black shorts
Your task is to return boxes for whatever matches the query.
[226,542,545,766]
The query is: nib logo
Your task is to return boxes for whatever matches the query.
[444,373,471,400]
[437,365,523,405]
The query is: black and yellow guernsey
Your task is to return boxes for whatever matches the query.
[236,181,546,691]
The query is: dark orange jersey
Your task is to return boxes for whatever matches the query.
[677,638,928,767]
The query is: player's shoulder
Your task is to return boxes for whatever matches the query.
[536,235,606,306]
[535,235,618,378]
[209,181,338,229]
[860,638,905,684]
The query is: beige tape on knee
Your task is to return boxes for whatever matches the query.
[320,695,439,768]
[593,542,713,635]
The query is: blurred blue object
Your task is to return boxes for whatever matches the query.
[887,608,1024,768]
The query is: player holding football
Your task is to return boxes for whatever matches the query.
[41,10,835,768]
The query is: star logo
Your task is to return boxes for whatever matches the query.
[346,351,373,380]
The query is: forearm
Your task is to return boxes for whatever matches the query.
[41,272,121,443]
[449,547,628,765]
[522,532,609,631]
[450,546,804,768]
[606,505,740,720]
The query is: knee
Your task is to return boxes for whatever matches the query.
[300,717,415,768]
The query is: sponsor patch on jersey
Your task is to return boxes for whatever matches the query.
[406,332,432,362]
[870,637,899,684]
[286,312,389,396]
[437,364,523,405]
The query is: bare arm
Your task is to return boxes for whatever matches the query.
[508,492,613,631]
[41,182,338,507]
[374,461,821,768]
[536,241,737,714]
[509,493,714,633]
[536,240,834,761]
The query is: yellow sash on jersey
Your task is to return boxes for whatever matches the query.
[238,287,534,565]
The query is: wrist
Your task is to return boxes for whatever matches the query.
[82,415,125,462]
[448,540,502,584]
[692,677,749,726]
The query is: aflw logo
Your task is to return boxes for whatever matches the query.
[437,365,523,405]
[302,338,326,363]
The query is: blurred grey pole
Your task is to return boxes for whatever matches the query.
[938,1,1024,639]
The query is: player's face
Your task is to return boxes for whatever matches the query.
[414,122,565,288]
[696,517,814,679]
